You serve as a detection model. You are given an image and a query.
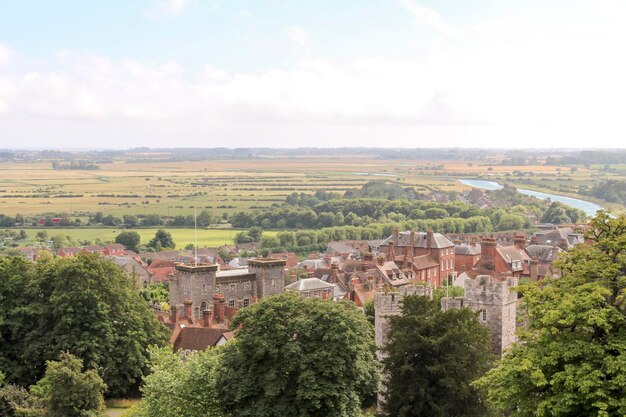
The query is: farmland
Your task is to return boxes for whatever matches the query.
[21,228,278,249]
[1,151,625,227]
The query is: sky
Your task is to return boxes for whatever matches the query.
[0,0,625,149]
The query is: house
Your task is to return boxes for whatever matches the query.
[103,244,126,256]
[16,247,38,261]
[58,246,82,257]
[285,277,335,299]
[454,242,481,273]
[472,236,531,279]
[82,245,104,255]
[533,227,584,250]
[107,256,151,287]
[160,301,231,352]
[147,259,177,283]
[378,228,455,288]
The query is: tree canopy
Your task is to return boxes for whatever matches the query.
[148,229,176,250]
[0,253,169,396]
[115,230,141,252]
[476,212,626,416]
[216,293,379,417]
[381,295,492,417]
[141,347,223,417]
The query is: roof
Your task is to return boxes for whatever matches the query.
[411,255,439,270]
[60,246,82,253]
[454,244,481,256]
[525,245,563,262]
[171,325,229,352]
[326,241,359,254]
[285,278,335,292]
[298,259,330,270]
[104,243,125,249]
[380,230,454,249]
[496,246,531,263]
[83,245,104,252]
[216,268,251,278]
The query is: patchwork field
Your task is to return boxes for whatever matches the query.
[1,156,624,220]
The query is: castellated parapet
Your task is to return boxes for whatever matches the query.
[374,285,432,349]
[441,275,518,357]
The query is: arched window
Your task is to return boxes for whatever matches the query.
[200,301,207,312]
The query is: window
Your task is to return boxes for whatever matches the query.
[215,285,221,293]
[271,278,275,286]
[229,283,235,292]
[434,269,437,278]
[482,310,487,322]
[200,301,207,312]
[228,299,235,308]
[243,298,250,307]
[304,292,310,298]
[441,261,444,271]
[427,269,430,279]
[202,284,207,294]
[244,281,250,290]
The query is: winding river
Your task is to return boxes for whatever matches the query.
[458,179,604,217]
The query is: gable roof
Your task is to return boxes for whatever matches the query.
[525,245,563,262]
[171,325,230,352]
[380,231,454,249]
[285,278,335,292]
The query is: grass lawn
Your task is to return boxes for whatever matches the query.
[22,228,279,249]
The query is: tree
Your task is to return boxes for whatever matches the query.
[115,231,141,252]
[51,234,67,250]
[382,295,492,417]
[36,231,48,242]
[247,226,263,242]
[196,210,213,228]
[475,212,626,417]
[123,215,139,228]
[217,293,379,417]
[40,352,106,417]
[141,347,223,417]
[0,254,169,396]
[496,213,525,231]
[148,229,175,250]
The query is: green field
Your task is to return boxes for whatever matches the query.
[23,228,278,249]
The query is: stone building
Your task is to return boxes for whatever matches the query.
[441,275,518,356]
[168,257,286,321]
[374,285,433,411]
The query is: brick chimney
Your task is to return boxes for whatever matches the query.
[514,235,526,250]
[213,294,225,324]
[308,269,314,278]
[530,258,539,280]
[388,241,395,260]
[426,229,435,249]
[410,230,415,248]
[363,252,373,261]
[331,261,339,270]
[348,276,360,292]
[170,305,178,323]
[202,309,213,328]
[392,227,399,245]
[377,255,385,266]
[183,299,193,320]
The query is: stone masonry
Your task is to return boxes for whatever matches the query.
[169,258,287,320]
[441,275,518,357]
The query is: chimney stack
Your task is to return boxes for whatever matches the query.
[183,299,193,320]
[530,258,539,280]
[213,294,225,324]
[202,309,213,328]
[514,235,526,250]
[388,241,395,260]
[426,229,435,249]
[170,305,178,323]
[377,255,385,266]
[392,227,400,245]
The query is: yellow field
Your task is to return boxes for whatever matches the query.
[0,157,621,218]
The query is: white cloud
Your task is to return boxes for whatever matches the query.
[396,0,459,36]
[2,2,626,148]
[144,0,191,19]
[287,27,308,47]
[235,9,252,21]
[0,43,13,67]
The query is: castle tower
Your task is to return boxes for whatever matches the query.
[248,258,287,299]
[169,264,218,320]
[374,285,433,411]
[441,275,518,356]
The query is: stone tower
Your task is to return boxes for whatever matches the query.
[169,264,218,320]
[441,275,518,357]
[248,258,287,299]
[374,285,433,411]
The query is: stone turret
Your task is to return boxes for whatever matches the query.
[374,285,433,411]
[441,275,518,356]
[248,258,287,299]
[169,264,218,320]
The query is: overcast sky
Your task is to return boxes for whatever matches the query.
[1,0,625,149]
